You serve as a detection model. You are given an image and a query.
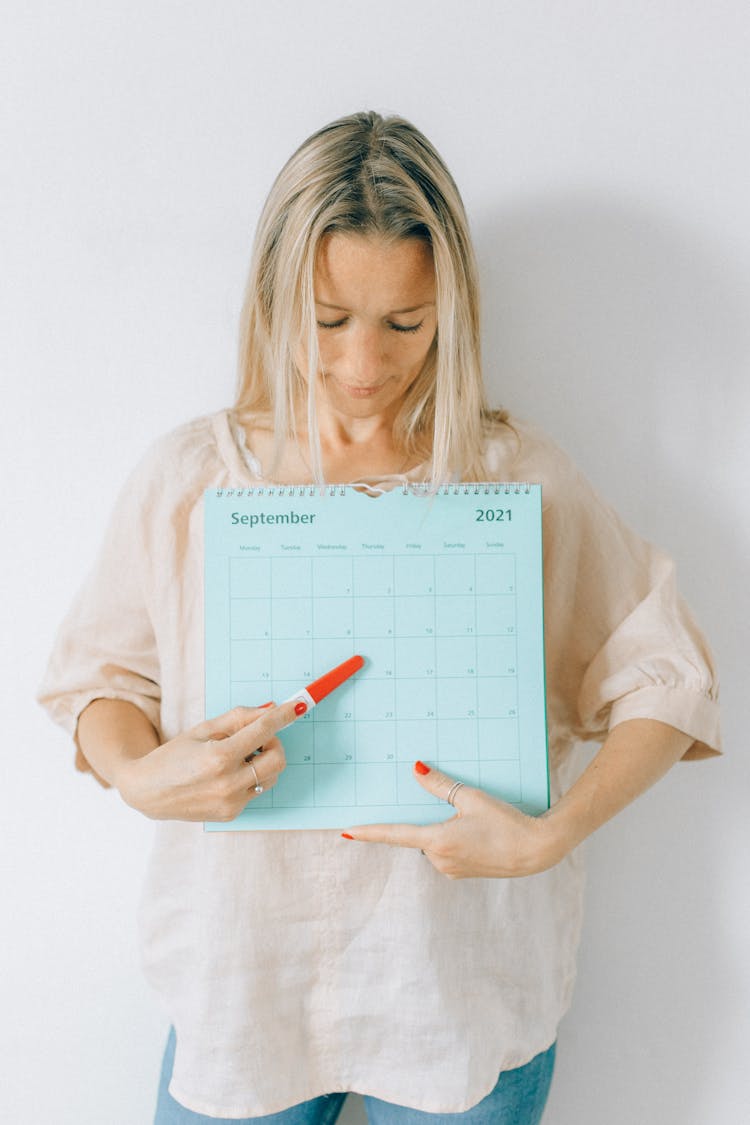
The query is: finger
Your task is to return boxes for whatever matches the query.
[193,702,274,742]
[412,762,472,810]
[341,821,436,850]
[243,760,280,794]
[242,739,286,784]
[247,772,280,796]
[225,699,303,760]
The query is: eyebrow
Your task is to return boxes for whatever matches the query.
[315,301,435,315]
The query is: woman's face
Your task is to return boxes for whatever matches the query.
[306,232,437,421]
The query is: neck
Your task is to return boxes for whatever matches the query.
[242,400,425,485]
[319,417,395,459]
[296,396,402,464]
[299,419,418,484]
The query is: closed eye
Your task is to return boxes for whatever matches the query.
[316,318,425,334]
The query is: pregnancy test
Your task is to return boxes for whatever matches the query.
[280,654,365,725]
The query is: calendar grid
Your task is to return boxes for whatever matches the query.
[226,552,523,809]
[205,486,548,829]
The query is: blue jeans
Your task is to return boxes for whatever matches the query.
[154,1027,555,1124]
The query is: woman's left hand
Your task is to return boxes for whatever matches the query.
[341,761,567,879]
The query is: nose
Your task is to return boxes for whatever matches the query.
[345,323,386,384]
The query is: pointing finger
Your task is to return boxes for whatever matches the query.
[193,703,274,742]
[226,699,304,759]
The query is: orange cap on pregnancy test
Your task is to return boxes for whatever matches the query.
[279,654,365,724]
[306,654,365,703]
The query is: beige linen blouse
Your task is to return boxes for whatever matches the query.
[37,409,720,1118]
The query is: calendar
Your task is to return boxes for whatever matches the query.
[203,484,548,830]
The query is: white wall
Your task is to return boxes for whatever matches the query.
[3,2,748,1122]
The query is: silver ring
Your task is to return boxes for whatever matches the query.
[446,781,464,807]
[249,764,264,794]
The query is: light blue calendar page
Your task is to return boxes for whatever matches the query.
[204,485,548,831]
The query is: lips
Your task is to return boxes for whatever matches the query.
[338,381,385,397]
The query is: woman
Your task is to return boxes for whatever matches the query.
[37,111,720,1124]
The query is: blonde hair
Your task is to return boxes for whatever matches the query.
[234,110,506,484]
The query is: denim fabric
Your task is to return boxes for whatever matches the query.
[154,1027,555,1125]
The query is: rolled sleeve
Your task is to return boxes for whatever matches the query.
[540,452,720,761]
[36,449,163,754]
[608,687,720,759]
[576,553,720,759]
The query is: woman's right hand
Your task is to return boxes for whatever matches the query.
[114,701,300,822]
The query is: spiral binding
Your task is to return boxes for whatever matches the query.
[215,485,347,498]
[215,482,532,498]
[403,482,532,496]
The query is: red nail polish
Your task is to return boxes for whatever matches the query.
[415,760,430,775]
[259,702,274,709]
[341,833,355,840]
[294,701,307,716]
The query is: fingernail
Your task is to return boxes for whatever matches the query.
[294,701,307,716]
[341,833,355,840]
[259,702,274,709]
[415,760,430,775]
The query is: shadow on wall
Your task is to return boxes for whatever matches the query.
[474,189,746,666]
[470,194,746,1124]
